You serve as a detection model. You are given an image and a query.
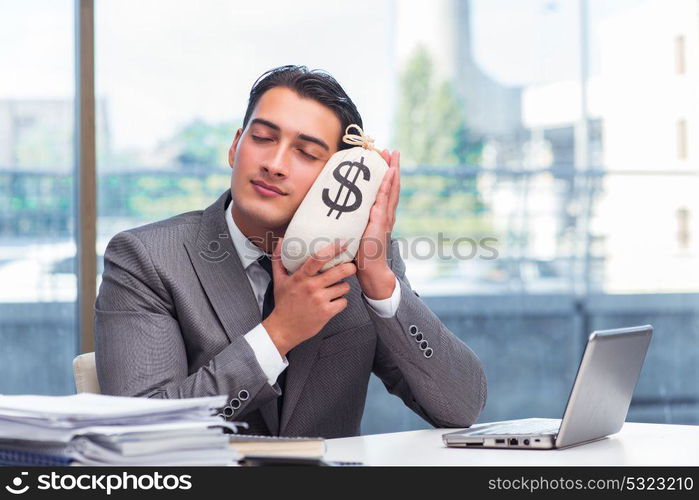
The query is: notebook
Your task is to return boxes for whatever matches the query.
[0,441,74,466]
[229,435,326,458]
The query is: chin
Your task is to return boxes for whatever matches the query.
[263,211,292,230]
[244,199,290,229]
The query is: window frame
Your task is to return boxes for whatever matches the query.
[75,0,96,353]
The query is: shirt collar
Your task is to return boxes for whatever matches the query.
[224,199,266,270]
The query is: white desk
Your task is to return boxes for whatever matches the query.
[325,423,699,466]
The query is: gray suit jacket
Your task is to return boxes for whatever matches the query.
[95,190,487,438]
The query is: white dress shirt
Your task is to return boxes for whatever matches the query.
[225,200,401,386]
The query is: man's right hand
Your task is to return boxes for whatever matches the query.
[262,237,356,356]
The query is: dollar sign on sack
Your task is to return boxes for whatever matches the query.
[322,156,371,219]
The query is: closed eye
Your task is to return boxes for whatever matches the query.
[252,135,272,143]
[298,149,318,161]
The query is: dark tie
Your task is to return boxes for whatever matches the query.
[256,254,286,418]
[257,254,275,321]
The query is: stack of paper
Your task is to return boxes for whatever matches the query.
[0,393,239,466]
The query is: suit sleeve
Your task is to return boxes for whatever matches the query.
[94,231,279,418]
[369,238,488,428]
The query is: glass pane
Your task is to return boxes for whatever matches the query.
[589,0,699,294]
[393,0,582,296]
[0,0,76,394]
[95,0,395,245]
[389,0,698,430]
[587,0,699,425]
[93,0,699,435]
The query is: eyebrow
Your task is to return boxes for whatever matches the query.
[250,118,330,152]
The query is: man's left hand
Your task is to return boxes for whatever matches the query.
[355,149,400,300]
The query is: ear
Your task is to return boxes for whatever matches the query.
[228,128,243,169]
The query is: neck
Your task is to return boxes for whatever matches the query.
[231,203,284,255]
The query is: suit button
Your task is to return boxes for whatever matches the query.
[424,347,434,358]
[223,406,235,417]
[230,398,241,409]
[238,390,249,401]
[409,325,419,335]
[414,332,424,342]
[419,340,429,350]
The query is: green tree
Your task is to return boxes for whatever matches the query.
[395,45,474,166]
[392,45,493,242]
[165,118,239,168]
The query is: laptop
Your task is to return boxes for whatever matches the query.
[443,325,653,450]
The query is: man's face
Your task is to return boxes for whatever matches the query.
[229,86,341,232]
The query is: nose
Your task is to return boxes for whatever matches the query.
[263,144,290,178]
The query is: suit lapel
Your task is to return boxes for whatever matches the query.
[279,336,323,434]
[184,190,279,435]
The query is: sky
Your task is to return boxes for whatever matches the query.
[471,0,649,85]
[0,0,649,153]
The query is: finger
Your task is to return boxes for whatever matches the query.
[327,296,349,316]
[380,148,390,165]
[301,238,350,276]
[271,236,289,281]
[373,167,395,215]
[380,166,395,197]
[328,297,348,318]
[390,150,400,169]
[321,280,352,301]
[316,261,357,288]
[387,152,401,219]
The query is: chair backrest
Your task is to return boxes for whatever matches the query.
[72,352,101,394]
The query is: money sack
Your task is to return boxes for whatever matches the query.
[282,125,389,274]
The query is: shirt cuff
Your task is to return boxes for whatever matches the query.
[362,275,401,318]
[244,323,289,386]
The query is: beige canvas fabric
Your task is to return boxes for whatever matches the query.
[282,142,388,273]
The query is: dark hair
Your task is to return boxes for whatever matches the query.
[242,65,363,151]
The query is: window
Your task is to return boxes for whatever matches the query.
[0,0,77,395]
[2,0,697,434]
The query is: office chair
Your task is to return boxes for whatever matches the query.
[72,352,101,394]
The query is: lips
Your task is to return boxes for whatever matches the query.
[251,180,286,196]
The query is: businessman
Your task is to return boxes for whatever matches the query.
[95,65,487,438]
